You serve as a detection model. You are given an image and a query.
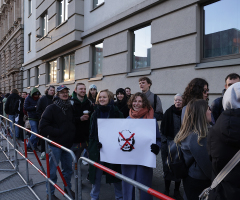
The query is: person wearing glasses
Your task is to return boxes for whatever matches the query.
[39,85,76,200]
[181,78,215,125]
[160,94,183,200]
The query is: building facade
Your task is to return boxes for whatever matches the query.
[20,0,240,111]
[0,0,24,93]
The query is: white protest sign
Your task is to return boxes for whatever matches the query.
[98,119,156,168]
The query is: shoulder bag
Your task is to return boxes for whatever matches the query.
[199,150,240,200]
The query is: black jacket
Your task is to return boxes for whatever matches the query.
[36,94,54,120]
[24,95,39,120]
[210,97,224,122]
[208,108,240,200]
[114,101,129,118]
[14,98,25,117]
[71,92,94,143]
[39,104,76,148]
[5,93,21,115]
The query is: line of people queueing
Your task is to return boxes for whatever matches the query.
[1,73,240,200]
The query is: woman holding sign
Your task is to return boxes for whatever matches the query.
[121,92,161,200]
[88,89,123,200]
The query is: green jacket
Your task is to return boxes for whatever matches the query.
[88,104,124,184]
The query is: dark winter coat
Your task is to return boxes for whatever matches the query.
[0,96,3,115]
[36,94,54,120]
[207,108,240,200]
[181,132,212,180]
[39,103,76,148]
[5,93,21,115]
[71,91,94,143]
[14,98,25,117]
[24,88,40,120]
[88,103,123,184]
[210,97,224,122]
[160,105,182,181]
[114,100,129,118]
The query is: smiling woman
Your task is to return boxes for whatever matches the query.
[122,92,161,200]
[88,89,124,200]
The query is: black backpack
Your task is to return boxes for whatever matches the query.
[165,140,188,179]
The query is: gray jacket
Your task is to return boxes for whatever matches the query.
[181,132,212,180]
[144,90,163,120]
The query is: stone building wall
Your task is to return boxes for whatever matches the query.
[0,0,24,93]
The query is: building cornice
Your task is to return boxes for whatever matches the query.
[0,24,23,51]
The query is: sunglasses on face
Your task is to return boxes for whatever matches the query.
[203,89,209,94]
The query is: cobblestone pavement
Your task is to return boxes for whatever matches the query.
[0,136,183,200]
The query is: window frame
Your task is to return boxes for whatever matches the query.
[27,69,30,87]
[28,0,32,16]
[42,12,48,36]
[28,33,31,52]
[62,53,75,82]
[35,66,39,86]
[200,0,240,63]
[48,60,57,84]
[93,0,105,9]
[92,42,103,78]
[58,0,68,26]
[131,25,152,72]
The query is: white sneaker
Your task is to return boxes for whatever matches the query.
[82,160,88,165]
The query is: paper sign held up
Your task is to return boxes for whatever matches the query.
[98,119,156,168]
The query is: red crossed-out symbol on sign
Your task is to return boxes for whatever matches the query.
[119,132,135,150]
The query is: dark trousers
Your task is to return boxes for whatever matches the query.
[183,175,211,200]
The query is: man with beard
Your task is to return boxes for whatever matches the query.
[71,83,93,161]
[39,85,75,200]
[36,85,55,159]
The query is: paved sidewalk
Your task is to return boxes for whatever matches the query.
[0,136,183,200]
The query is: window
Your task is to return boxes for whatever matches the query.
[28,33,31,52]
[28,0,32,16]
[93,43,103,77]
[62,54,75,81]
[132,25,152,70]
[48,60,57,83]
[203,0,240,60]
[58,0,69,25]
[93,0,104,9]
[27,69,30,87]
[42,13,48,36]
[36,66,39,85]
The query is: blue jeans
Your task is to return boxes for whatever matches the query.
[83,148,88,158]
[90,162,123,200]
[46,145,73,195]
[8,115,19,138]
[27,120,39,148]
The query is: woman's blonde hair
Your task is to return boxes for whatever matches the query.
[174,99,209,146]
[95,89,114,105]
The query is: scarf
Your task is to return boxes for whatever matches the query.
[129,107,154,119]
[160,105,182,139]
[54,98,72,115]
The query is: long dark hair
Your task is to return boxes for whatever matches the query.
[182,78,208,107]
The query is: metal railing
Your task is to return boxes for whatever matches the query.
[77,157,175,200]
[0,115,77,200]
[1,114,176,200]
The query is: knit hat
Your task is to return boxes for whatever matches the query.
[222,82,240,110]
[89,84,97,90]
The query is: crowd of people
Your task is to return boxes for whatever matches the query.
[0,73,239,200]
